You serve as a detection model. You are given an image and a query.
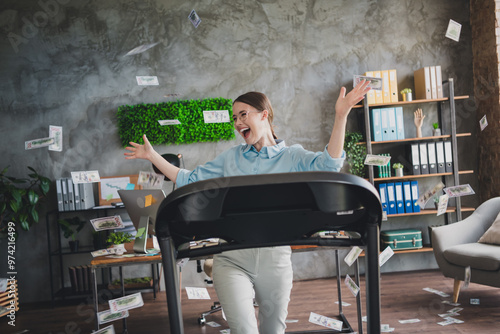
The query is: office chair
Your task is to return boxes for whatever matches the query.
[155,171,383,334]
[152,153,183,191]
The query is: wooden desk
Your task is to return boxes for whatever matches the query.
[91,241,162,332]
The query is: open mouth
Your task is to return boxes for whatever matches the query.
[240,127,251,139]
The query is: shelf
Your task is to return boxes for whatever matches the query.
[387,207,475,218]
[353,95,470,109]
[359,133,471,145]
[359,246,433,257]
[372,170,474,182]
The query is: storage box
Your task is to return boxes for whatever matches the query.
[381,229,423,250]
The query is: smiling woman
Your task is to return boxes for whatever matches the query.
[124,82,370,333]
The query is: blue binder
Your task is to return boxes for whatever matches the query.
[411,181,420,213]
[387,182,397,215]
[381,108,389,141]
[395,107,405,139]
[378,183,388,216]
[370,108,383,142]
[403,181,413,213]
[395,182,404,214]
[387,108,397,140]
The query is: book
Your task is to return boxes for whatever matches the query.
[68,266,78,293]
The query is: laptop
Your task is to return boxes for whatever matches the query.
[118,189,166,253]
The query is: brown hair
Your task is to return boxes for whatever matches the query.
[233,91,278,139]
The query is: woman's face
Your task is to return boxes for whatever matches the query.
[232,101,267,145]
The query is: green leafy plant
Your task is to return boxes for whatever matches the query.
[343,131,367,177]
[432,122,439,129]
[0,166,51,235]
[117,97,235,147]
[392,163,404,169]
[58,217,86,241]
[106,232,134,246]
[400,88,412,95]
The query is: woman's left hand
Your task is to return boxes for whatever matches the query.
[335,79,371,119]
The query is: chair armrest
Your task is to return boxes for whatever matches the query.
[433,197,500,252]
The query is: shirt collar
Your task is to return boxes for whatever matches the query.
[242,139,286,158]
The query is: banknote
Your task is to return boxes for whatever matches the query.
[364,154,391,166]
[109,292,144,313]
[48,125,63,152]
[90,215,124,232]
[97,309,129,325]
[344,274,360,297]
[353,75,383,91]
[443,184,475,198]
[25,137,54,150]
[344,246,363,267]
[308,312,343,331]
[71,170,100,184]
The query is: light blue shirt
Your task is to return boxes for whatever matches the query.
[176,140,345,187]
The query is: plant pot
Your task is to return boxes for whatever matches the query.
[69,240,79,252]
[109,243,126,255]
[402,93,412,102]
[395,168,404,177]
[433,128,441,136]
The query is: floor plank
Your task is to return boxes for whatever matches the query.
[1,270,499,333]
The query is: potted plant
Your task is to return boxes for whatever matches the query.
[343,131,367,178]
[432,122,441,136]
[400,88,412,101]
[106,231,134,255]
[392,163,404,177]
[58,217,86,252]
[0,166,51,238]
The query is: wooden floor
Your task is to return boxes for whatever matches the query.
[2,270,500,333]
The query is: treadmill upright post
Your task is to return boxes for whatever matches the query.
[158,236,185,333]
[365,222,381,334]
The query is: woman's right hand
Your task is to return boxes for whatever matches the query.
[124,134,155,161]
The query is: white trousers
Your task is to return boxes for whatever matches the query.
[212,246,293,334]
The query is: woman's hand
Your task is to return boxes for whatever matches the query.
[124,134,155,161]
[335,79,371,120]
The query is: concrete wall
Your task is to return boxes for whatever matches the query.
[0,0,475,303]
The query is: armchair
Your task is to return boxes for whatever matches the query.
[432,197,500,302]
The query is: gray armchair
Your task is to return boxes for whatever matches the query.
[432,197,500,303]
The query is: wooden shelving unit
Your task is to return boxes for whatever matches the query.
[358,79,475,258]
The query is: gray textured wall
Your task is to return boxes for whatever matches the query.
[0,0,475,303]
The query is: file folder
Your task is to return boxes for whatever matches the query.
[403,181,413,213]
[67,178,75,211]
[56,179,64,212]
[419,143,429,174]
[74,180,81,210]
[436,141,446,173]
[373,71,384,104]
[411,181,420,213]
[444,141,453,172]
[395,182,405,214]
[430,66,438,99]
[382,70,391,103]
[365,71,376,105]
[80,183,95,210]
[410,144,421,175]
[387,108,397,140]
[435,65,443,98]
[379,183,388,216]
[62,178,69,211]
[395,107,405,139]
[387,182,397,215]
[370,108,383,141]
[414,66,431,100]
[389,69,398,103]
[427,142,437,174]
[381,108,389,141]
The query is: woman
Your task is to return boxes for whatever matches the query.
[124,81,370,333]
